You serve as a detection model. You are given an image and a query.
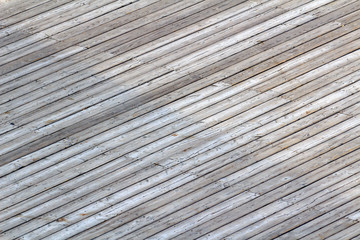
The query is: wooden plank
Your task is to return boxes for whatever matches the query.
[3,43,360,192]
[0,0,249,108]
[326,222,360,240]
[303,218,358,240]
[1,0,360,239]
[176,156,360,240]
[2,4,358,159]
[93,131,360,240]
[9,86,356,236]
[2,73,354,238]
[1,26,358,201]
[0,0,159,56]
[0,0,54,22]
[0,29,32,46]
[275,205,360,239]
[0,0,112,37]
[0,0,251,95]
[0,0,189,76]
[2,0,354,94]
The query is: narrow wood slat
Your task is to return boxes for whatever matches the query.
[273,203,360,239]
[0,0,354,172]
[4,70,358,239]
[1,0,360,239]
[0,1,358,161]
[326,222,360,240]
[2,29,358,193]
[0,0,58,22]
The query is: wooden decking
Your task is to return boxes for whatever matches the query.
[1,0,360,239]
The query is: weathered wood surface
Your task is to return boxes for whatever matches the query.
[1,0,360,239]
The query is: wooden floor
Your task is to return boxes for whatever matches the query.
[1,0,360,239]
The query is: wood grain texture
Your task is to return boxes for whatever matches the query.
[1,0,360,239]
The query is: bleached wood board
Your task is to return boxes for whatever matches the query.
[1,0,360,239]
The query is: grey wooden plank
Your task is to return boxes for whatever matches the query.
[0,0,131,60]
[0,0,92,38]
[0,0,188,76]
[0,18,354,166]
[4,0,352,97]
[228,185,360,240]
[69,104,360,239]
[1,0,360,239]
[1,0,318,162]
[123,150,360,239]
[0,0,54,22]
[0,29,32,46]
[274,206,360,239]
[4,67,358,238]
[0,0,247,109]
[0,73,348,238]
[3,28,360,165]
[0,0,250,96]
[304,218,358,240]
[174,151,360,240]
[1,0,352,139]
[1,11,358,187]
[0,0,158,56]
[327,222,360,240]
